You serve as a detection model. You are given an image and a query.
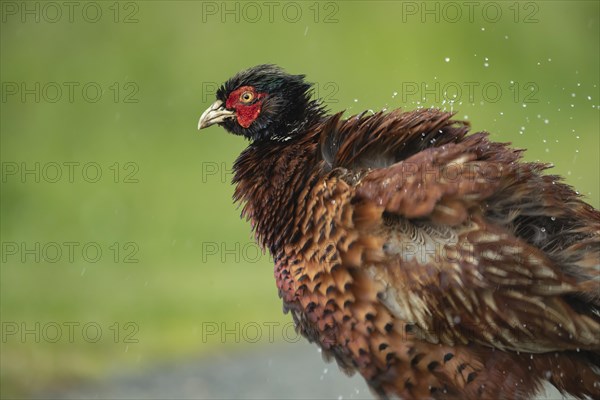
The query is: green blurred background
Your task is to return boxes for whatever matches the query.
[1,1,598,398]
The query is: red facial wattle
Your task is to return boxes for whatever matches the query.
[235,100,263,128]
[225,86,266,128]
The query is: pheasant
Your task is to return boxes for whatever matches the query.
[197,64,600,400]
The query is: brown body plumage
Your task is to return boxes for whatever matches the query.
[199,65,600,400]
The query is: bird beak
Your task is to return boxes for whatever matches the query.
[198,100,235,130]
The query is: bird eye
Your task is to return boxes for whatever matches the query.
[240,91,254,103]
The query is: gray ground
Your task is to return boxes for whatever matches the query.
[40,342,571,400]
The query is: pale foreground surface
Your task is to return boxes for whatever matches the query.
[38,341,573,399]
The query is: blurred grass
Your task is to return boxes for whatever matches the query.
[1,1,598,398]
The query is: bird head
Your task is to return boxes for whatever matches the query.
[198,64,322,141]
